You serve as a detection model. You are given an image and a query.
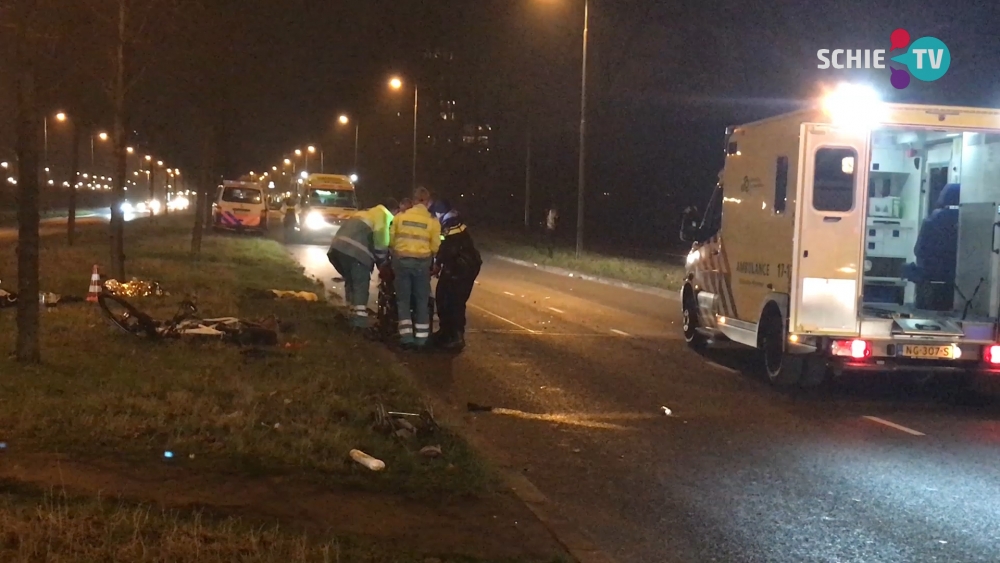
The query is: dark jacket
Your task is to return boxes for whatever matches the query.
[437,215,482,280]
[913,183,960,282]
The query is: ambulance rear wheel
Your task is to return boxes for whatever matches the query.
[759,310,802,386]
[682,289,707,351]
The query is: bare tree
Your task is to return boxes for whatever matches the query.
[66,117,81,244]
[190,122,214,256]
[13,0,42,363]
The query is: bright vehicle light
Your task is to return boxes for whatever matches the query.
[120,202,133,213]
[821,83,885,131]
[300,171,309,180]
[984,345,1000,365]
[349,174,358,183]
[831,339,871,359]
[136,202,147,213]
[149,199,161,213]
[305,211,326,230]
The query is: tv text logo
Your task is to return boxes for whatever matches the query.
[816,29,950,89]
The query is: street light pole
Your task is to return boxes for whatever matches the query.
[354,123,360,172]
[412,85,419,191]
[525,129,531,229]
[575,0,589,258]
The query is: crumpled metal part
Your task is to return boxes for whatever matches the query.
[102,278,168,297]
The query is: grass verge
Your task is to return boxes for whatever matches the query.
[0,217,489,496]
[475,229,685,291]
[1,480,555,562]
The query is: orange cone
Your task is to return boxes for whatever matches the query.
[86,265,101,303]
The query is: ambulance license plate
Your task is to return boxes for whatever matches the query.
[902,345,954,360]
[234,209,249,215]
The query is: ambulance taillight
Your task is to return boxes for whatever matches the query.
[831,339,871,359]
[983,345,1000,365]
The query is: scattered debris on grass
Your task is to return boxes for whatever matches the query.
[350,448,386,471]
[103,278,168,297]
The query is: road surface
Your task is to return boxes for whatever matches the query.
[0,208,145,240]
[288,243,1000,563]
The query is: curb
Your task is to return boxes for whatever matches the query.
[485,254,679,302]
[381,356,620,563]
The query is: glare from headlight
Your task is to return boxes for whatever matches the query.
[120,202,133,213]
[136,202,147,213]
[149,199,161,213]
[305,211,326,230]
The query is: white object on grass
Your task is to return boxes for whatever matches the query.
[350,449,385,471]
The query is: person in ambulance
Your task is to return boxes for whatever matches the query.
[903,183,961,311]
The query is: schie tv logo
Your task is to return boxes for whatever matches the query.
[816,29,951,90]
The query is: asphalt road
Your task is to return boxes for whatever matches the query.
[0,208,147,240]
[288,243,1000,563]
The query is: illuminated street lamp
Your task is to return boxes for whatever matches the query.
[98,131,108,141]
[388,76,418,191]
[338,114,360,172]
[283,158,291,165]
[44,110,69,169]
[145,155,152,162]
[126,146,134,154]
[537,0,590,257]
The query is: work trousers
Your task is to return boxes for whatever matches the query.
[436,270,479,337]
[329,250,372,328]
[393,257,433,346]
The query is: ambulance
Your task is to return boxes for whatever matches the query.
[291,174,358,243]
[680,83,1000,387]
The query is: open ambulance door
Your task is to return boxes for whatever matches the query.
[790,124,870,336]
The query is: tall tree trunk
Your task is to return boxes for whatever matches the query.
[67,122,81,245]
[109,0,127,279]
[190,126,215,256]
[15,0,41,363]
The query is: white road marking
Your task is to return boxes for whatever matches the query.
[503,291,515,296]
[706,361,739,374]
[468,303,539,334]
[610,329,630,337]
[548,307,565,314]
[862,416,926,436]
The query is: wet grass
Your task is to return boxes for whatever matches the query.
[0,481,553,563]
[475,229,686,291]
[0,217,491,498]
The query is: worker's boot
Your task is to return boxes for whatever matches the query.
[441,331,465,351]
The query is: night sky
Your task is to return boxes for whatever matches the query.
[2,0,999,247]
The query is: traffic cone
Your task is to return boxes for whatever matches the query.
[86,265,101,303]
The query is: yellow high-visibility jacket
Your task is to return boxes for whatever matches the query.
[390,204,441,259]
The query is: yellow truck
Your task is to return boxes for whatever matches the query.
[681,83,1000,387]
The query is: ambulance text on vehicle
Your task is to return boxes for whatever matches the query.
[680,83,1000,387]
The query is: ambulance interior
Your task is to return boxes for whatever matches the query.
[861,127,1000,323]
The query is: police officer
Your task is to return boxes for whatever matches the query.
[327,198,396,328]
[389,187,440,348]
[432,200,481,350]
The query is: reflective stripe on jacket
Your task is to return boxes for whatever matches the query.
[390,204,441,259]
[329,204,393,268]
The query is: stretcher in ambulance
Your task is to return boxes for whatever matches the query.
[680,83,1000,387]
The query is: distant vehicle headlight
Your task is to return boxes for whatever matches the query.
[305,210,326,230]
[136,202,147,213]
[149,199,161,213]
[120,202,133,213]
